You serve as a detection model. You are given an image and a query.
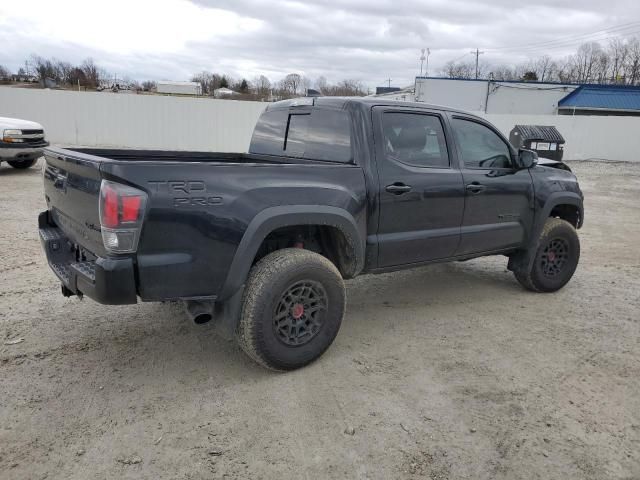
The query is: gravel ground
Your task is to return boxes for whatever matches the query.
[1,160,639,480]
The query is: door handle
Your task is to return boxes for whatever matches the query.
[466,182,486,194]
[385,183,412,195]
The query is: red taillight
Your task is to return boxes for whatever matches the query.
[103,184,119,228]
[121,196,142,223]
[99,180,148,254]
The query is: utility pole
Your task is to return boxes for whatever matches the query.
[419,48,431,77]
[425,48,431,77]
[470,48,484,79]
[385,78,392,88]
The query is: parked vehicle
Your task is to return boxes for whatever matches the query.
[38,97,584,370]
[0,117,48,169]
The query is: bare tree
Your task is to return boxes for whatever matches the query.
[441,61,474,79]
[533,55,556,82]
[0,65,11,80]
[607,38,628,83]
[252,75,271,96]
[282,73,302,95]
[572,42,604,82]
[315,76,328,93]
[319,79,365,96]
[490,65,517,81]
[80,58,101,88]
[30,55,58,83]
[141,80,157,91]
[54,61,73,84]
[191,71,215,95]
[301,76,311,94]
[625,37,640,85]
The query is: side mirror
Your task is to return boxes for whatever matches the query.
[518,148,538,169]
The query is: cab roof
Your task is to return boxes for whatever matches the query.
[266,96,479,119]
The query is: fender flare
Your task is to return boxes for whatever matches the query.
[537,192,584,232]
[510,192,584,273]
[218,205,365,300]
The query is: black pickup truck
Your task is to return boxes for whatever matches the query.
[39,97,583,370]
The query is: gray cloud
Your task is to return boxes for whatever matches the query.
[1,0,639,89]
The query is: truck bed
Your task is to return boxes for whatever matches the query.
[41,145,367,303]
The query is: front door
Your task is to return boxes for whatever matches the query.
[449,116,535,255]
[374,107,465,267]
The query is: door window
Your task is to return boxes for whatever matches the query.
[382,113,449,168]
[452,118,512,169]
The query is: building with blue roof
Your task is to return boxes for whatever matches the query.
[558,84,640,116]
[412,76,640,116]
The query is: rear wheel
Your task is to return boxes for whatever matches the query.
[514,218,580,292]
[237,248,346,371]
[8,158,37,169]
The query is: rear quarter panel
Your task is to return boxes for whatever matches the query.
[100,161,367,301]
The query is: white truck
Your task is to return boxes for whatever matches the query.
[0,117,48,169]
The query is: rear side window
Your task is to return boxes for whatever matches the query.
[250,108,352,162]
[382,112,449,168]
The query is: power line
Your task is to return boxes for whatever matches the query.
[442,22,640,69]
[510,29,640,54]
[484,29,640,60]
[487,21,640,53]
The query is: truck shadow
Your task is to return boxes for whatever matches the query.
[22,258,522,384]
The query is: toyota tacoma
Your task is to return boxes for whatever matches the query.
[38,97,584,370]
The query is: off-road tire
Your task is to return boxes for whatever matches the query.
[8,159,37,169]
[514,218,580,293]
[237,248,346,371]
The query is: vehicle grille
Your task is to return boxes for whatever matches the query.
[18,129,45,143]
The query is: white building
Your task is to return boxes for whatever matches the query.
[214,87,239,98]
[156,81,202,96]
[414,77,577,114]
[369,86,415,102]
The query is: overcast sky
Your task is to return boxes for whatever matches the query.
[1,0,640,89]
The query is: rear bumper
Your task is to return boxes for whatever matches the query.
[38,211,137,305]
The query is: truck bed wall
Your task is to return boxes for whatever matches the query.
[99,160,367,301]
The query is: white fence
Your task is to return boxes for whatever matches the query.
[0,87,267,152]
[482,113,640,163]
[1,87,639,161]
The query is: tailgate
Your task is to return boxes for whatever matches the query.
[42,148,107,256]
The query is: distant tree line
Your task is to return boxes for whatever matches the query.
[190,71,365,100]
[440,37,640,84]
[0,55,366,100]
[0,55,143,91]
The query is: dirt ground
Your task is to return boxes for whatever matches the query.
[0,160,639,480]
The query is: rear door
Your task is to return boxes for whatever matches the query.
[42,149,107,256]
[449,115,534,255]
[373,107,465,267]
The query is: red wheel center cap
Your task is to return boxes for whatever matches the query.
[291,303,305,319]
[548,251,556,262]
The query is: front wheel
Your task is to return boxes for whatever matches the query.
[237,248,346,371]
[514,218,580,292]
[8,158,37,169]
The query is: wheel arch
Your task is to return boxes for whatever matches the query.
[543,193,583,229]
[218,205,365,301]
[510,192,583,274]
